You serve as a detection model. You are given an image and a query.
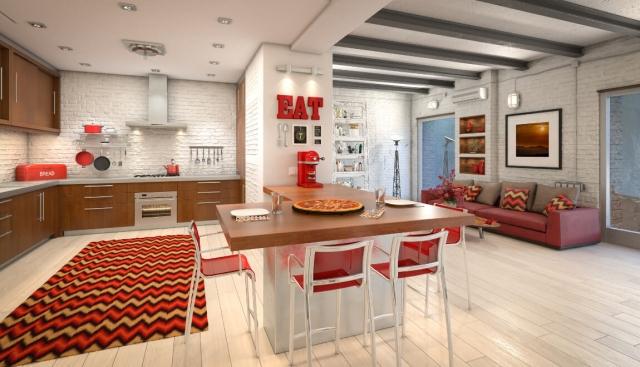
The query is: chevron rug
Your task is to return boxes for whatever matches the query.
[0,235,208,366]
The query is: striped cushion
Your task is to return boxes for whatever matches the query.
[500,187,530,212]
[464,185,483,202]
[543,194,575,216]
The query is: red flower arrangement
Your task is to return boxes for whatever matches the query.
[423,169,464,206]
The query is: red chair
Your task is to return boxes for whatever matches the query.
[370,231,453,367]
[433,203,472,311]
[287,240,376,367]
[186,221,259,356]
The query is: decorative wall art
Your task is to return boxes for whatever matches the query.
[506,109,562,169]
[292,124,308,145]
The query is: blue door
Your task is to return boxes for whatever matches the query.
[420,116,455,190]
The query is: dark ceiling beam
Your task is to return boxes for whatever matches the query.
[367,9,584,57]
[476,0,640,36]
[333,69,455,88]
[336,35,529,70]
[333,54,481,80]
[333,80,429,94]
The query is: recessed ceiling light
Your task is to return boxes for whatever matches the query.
[151,68,160,73]
[212,43,225,49]
[119,2,137,11]
[207,73,216,77]
[79,62,91,67]
[217,17,232,25]
[209,60,220,65]
[28,21,46,29]
[58,46,73,51]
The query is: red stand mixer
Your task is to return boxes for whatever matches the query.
[297,151,324,188]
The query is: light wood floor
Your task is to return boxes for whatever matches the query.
[2,226,640,367]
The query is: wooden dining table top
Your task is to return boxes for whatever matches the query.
[216,184,475,251]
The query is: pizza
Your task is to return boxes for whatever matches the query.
[293,198,364,214]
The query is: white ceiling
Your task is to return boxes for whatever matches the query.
[332,0,639,78]
[0,0,331,83]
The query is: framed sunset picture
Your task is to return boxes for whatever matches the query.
[506,109,562,169]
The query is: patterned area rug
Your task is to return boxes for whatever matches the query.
[0,235,208,366]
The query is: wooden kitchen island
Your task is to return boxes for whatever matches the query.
[216,184,474,353]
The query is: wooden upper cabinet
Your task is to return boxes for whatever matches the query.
[0,44,60,134]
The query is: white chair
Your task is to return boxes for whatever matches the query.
[287,240,376,367]
[186,221,259,357]
[369,231,454,367]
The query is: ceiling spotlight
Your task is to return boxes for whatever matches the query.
[119,2,137,11]
[212,43,225,49]
[209,60,220,65]
[217,17,232,25]
[58,46,73,51]
[28,21,47,29]
[151,68,160,73]
[207,73,216,77]
[79,62,91,67]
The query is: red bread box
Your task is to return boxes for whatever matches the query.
[15,164,67,181]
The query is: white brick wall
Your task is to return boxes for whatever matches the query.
[0,130,28,182]
[244,48,264,203]
[28,71,237,178]
[333,88,412,198]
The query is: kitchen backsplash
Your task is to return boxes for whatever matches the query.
[0,130,29,182]
[18,71,237,180]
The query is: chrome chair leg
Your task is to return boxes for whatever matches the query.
[425,274,430,317]
[363,285,369,347]
[440,269,454,367]
[288,283,295,366]
[335,289,342,354]
[462,239,472,310]
[401,279,407,337]
[185,270,201,343]
[184,265,197,338]
[304,292,313,367]
[366,281,377,367]
[391,280,401,367]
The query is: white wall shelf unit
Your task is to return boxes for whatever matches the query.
[333,100,368,190]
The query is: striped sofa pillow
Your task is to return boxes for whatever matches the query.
[543,194,575,216]
[500,187,530,212]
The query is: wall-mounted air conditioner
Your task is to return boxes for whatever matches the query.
[452,87,488,104]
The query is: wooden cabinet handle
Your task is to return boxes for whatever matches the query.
[53,91,56,115]
[15,72,17,103]
[84,184,114,188]
[0,199,12,205]
[0,214,11,221]
[197,181,221,184]
[0,230,11,239]
[0,66,3,101]
[84,195,113,199]
[197,201,222,205]
[84,207,113,211]
[197,191,222,194]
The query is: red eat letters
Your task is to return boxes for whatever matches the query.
[277,95,323,120]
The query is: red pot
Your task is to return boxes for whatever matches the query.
[84,124,103,133]
[164,159,180,176]
[75,150,95,167]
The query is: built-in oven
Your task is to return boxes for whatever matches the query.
[134,191,177,227]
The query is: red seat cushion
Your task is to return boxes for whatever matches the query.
[371,259,436,280]
[459,201,495,214]
[201,254,252,277]
[478,207,547,232]
[293,269,362,293]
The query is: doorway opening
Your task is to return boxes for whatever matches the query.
[418,115,455,193]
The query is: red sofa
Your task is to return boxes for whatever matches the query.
[421,182,601,250]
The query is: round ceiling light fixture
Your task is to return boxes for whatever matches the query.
[151,68,160,73]
[207,73,216,77]
[212,43,225,49]
[28,21,47,29]
[217,17,232,25]
[58,45,73,51]
[119,2,137,11]
[209,60,220,65]
[507,91,520,109]
[79,62,91,67]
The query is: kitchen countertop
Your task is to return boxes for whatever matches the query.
[217,184,474,251]
[0,174,241,199]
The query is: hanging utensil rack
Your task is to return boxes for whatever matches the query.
[189,146,224,165]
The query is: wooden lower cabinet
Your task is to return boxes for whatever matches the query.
[0,197,15,264]
[178,180,242,222]
[60,184,133,231]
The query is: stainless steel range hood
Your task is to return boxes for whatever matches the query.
[126,74,187,129]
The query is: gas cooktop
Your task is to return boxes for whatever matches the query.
[133,174,179,178]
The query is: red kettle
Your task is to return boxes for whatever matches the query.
[164,159,180,176]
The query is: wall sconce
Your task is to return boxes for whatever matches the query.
[276,64,323,76]
[507,91,520,109]
[426,100,439,110]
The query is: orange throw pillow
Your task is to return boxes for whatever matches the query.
[464,185,482,202]
[500,187,529,212]
[543,194,575,216]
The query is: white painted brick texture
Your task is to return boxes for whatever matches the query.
[27,71,237,178]
[0,130,28,182]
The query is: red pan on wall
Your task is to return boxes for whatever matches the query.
[75,150,94,167]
